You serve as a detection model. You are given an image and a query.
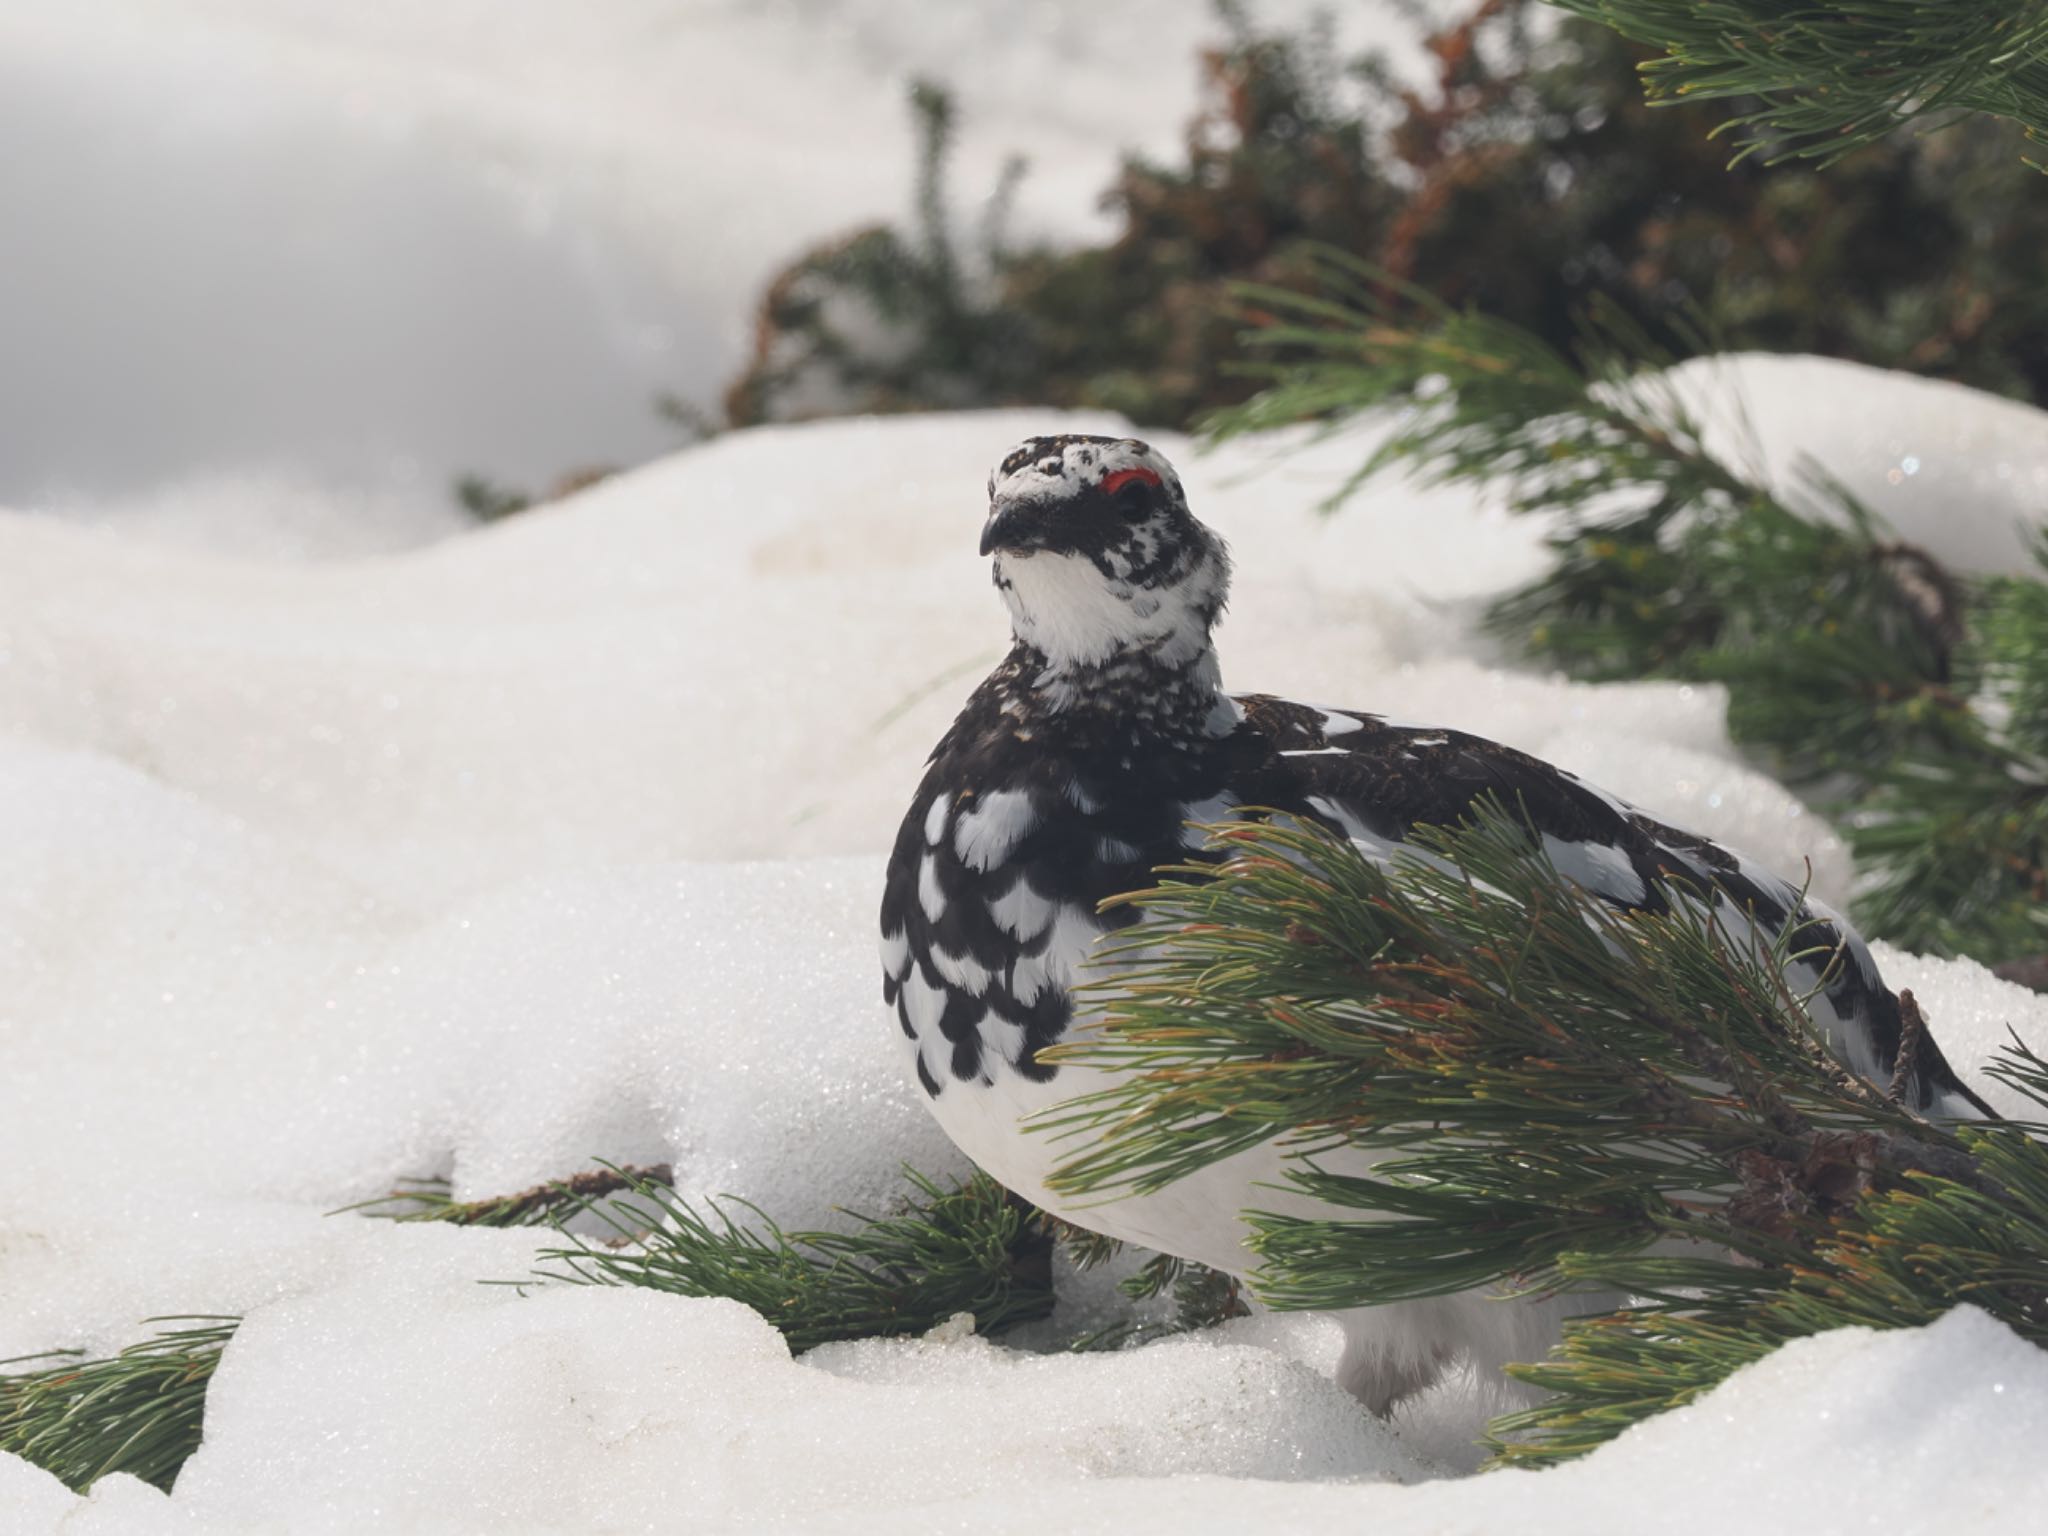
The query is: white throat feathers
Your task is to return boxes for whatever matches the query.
[983,436,1232,703]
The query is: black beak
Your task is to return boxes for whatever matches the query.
[979,500,1044,557]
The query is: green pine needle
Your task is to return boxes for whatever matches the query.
[523,1166,1057,1354]
[337,1162,676,1228]
[1209,251,2048,966]
[0,1318,236,1494]
[1039,807,2048,1461]
[1550,1,2048,167]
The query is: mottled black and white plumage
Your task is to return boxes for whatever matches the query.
[880,433,1988,1410]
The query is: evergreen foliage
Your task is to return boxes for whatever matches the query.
[452,466,616,525]
[453,473,532,523]
[723,27,1398,430]
[1046,1220,1253,1337]
[1552,0,2048,164]
[0,1319,235,1494]
[1040,808,2048,1462]
[1211,252,2048,968]
[342,1162,676,1227]
[721,81,1036,426]
[720,2,2048,433]
[525,1166,1059,1353]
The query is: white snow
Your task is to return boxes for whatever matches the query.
[1663,354,2048,575]
[4,388,2047,1530]
[158,1277,1414,1531]
[13,1258,2048,1533]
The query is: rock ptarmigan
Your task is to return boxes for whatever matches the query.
[879,432,1990,1411]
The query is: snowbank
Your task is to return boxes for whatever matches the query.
[155,1273,1411,1531]
[0,402,1893,900]
[3,396,2047,1531]
[10,1274,2046,1532]
[1663,353,2048,575]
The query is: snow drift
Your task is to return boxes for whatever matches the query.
[4,375,2048,1530]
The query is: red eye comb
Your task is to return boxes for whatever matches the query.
[1101,467,1162,495]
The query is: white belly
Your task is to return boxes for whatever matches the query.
[915,1027,1325,1275]
[907,1012,1594,1416]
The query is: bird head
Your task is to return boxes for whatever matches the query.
[981,434,1230,672]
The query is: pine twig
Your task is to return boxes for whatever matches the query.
[1039,807,2048,1461]
[1995,955,2048,993]
[1889,990,1931,1104]
[1874,541,1971,676]
[0,1318,236,1494]
[522,1166,1057,1353]
[1549,0,2048,167]
[1213,253,2048,964]
[339,1163,675,1228]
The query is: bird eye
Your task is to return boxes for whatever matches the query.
[1102,468,1159,521]
[1101,468,1160,497]
[1097,466,1163,520]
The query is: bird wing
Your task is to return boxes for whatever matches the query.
[1226,693,1989,1117]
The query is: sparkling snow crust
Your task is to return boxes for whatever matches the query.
[3,391,2046,1530]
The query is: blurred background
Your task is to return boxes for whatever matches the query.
[0,0,1396,554]
[7,0,2041,556]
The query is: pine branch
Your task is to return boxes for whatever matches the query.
[724,2,2048,433]
[1996,955,2048,993]
[1035,1215,1248,1339]
[1843,547,2048,958]
[0,1318,235,1494]
[339,1162,675,1228]
[1495,1129,2048,1462]
[523,1166,1056,1353]
[1210,252,2048,964]
[1548,1,2048,166]
[1038,808,2048,1458]
[452,473,532,523]
[1037,1213,1126,1272]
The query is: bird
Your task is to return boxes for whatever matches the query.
[878,432,1990,1412]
